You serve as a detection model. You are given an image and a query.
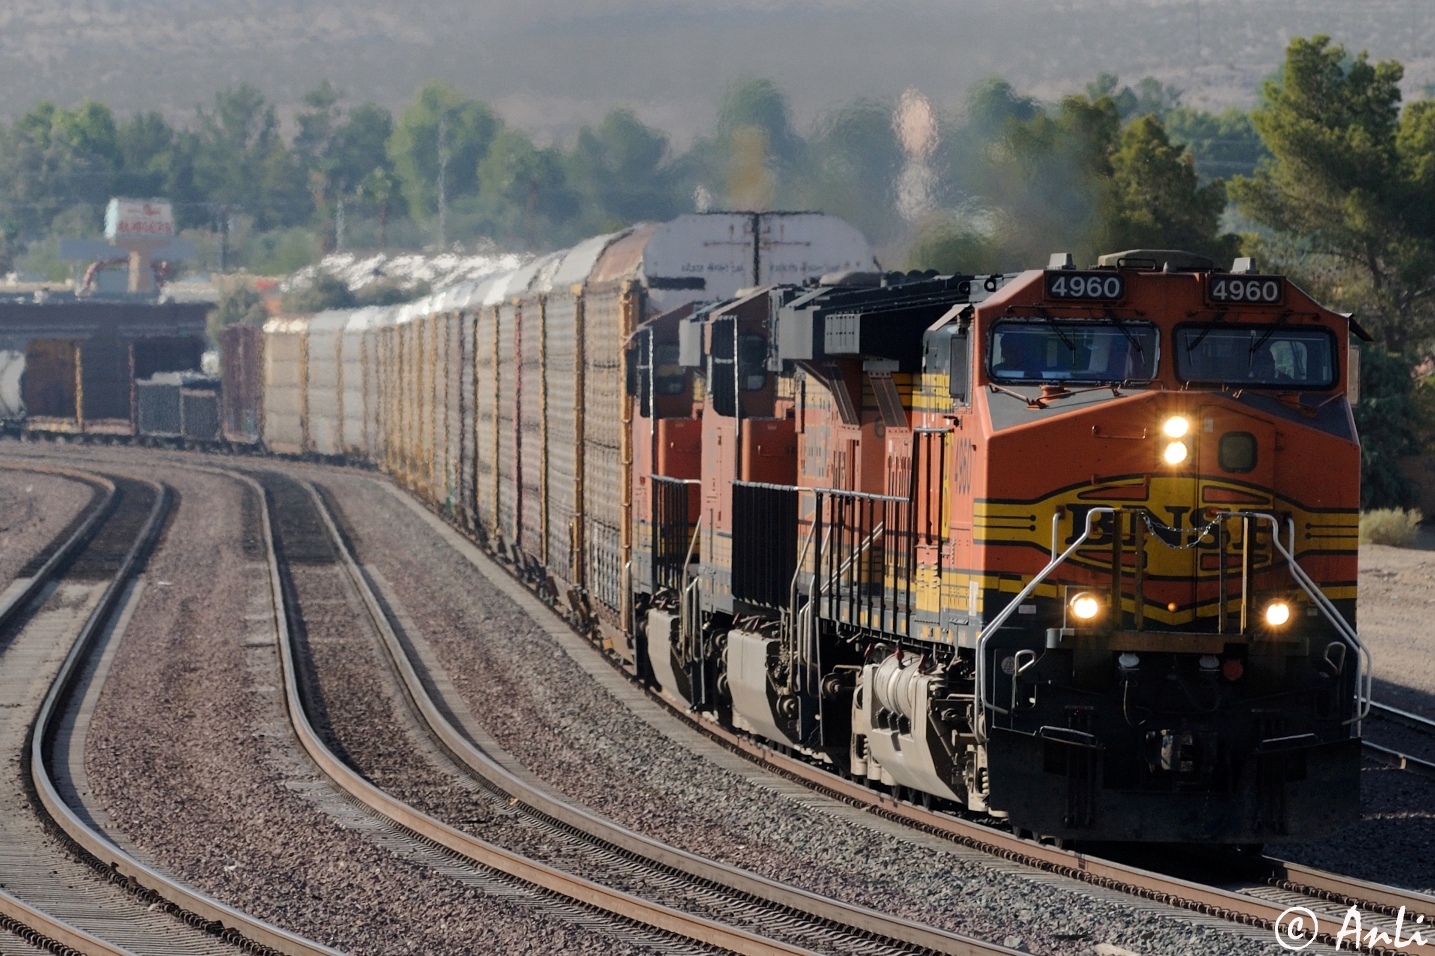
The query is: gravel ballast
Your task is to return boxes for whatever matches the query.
[13,441,1428,952]
[313,468,1294,956]
[79,461,663,956]
[0,463,95,585]
[1275,544,1435,892]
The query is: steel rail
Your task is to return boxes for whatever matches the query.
[0,462,116,633]
[0,463,134,956]
[27,475,345,956]
[1363,701,1435,778]
[1371,700,1435,735]
[1363,742,1435,778]
[303,479,1016,956]
[381,483,1427,953]
[239,470,826,956]
[383,474,1435,954]
[661,692,1435,953]
[0,887,138,956]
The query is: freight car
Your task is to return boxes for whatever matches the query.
[247,218,1366,845]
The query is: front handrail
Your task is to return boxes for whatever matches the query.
[1273,514,1370,723]
[974,507,1114,741]
[973,507,1370,742]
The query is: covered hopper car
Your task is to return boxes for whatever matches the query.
[247,219,1367,845]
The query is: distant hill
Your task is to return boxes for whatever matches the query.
[3,0,1433,141]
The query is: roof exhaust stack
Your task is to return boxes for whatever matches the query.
[1048,252,1075,270]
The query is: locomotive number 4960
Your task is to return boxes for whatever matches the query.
[1208,276,1284,304]
[1045,272,1125,300]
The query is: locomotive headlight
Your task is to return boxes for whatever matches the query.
[1070,591,1101,621]
[1264,601,1292,627]
[1162,440,1189,465]
[1162,415,1191,439]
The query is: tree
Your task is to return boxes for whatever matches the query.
[387,81,499,234]
[114,111,179,197]
[1163,106,1267,181]
[0,100,123,235]
[1101,115,1239,261]
[1354,347,1421,509]
[567,109,677,231]
[293,83,395,251]
[1085,74,1181,121]
[358,166,404,249]
[330,103,394,192]
[192,85,308,230]
[795,99,906,246]
[1229,36,1433,353]
[474,126,578,247]
[679,77,804,212]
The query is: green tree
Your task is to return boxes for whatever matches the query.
[192,85,308,230]
[1085,74,1181,121]
[682,77,804,211]
[387,81,499,234]
[1101,115,1239,261]
[567,108,677,231]
[1163,106,1267,181]
[797,100,906,247]
[114,111,179,197]
[474,126,577,247]
[1229,36,1433,352]
[293,83,395,251]
[0,100,123,235]
[357,166,404,249]
[1354,347,1421,509]
[330,103,394,191]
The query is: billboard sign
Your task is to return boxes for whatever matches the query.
[105,198,174,241]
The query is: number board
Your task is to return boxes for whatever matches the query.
[1208,275,1284,305]
[1045,271,1125,302]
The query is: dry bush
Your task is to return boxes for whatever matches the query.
[1359,508,1424,547]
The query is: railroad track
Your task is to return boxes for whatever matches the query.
[376,478,1435,956]
[1363,702,1435,778]
[0,461,342,956]
[247,465,1020,956]
[10,447,1434,956]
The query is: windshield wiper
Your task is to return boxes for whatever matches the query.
[1184,309,1229,354]
[1248,309,1294,354]
[1032,309,1078,352]
[1103,309,1144,356]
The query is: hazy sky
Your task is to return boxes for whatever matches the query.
[4,0,1434,140]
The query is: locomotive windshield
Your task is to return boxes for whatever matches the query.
[1175,325,1336,388]
[988,320,1158,384]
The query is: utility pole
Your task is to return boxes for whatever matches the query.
[218,205,228,273]
[436,111,449,250]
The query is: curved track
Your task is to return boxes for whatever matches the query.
[0,461,341,956]
[375,477,1435,956]
[9,445,1435,956]
[1362,702,1435,778]
[250,465,1018,956]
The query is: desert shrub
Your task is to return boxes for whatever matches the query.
[1359,507,1423,547]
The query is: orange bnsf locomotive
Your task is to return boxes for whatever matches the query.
[630,249,1368,844]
